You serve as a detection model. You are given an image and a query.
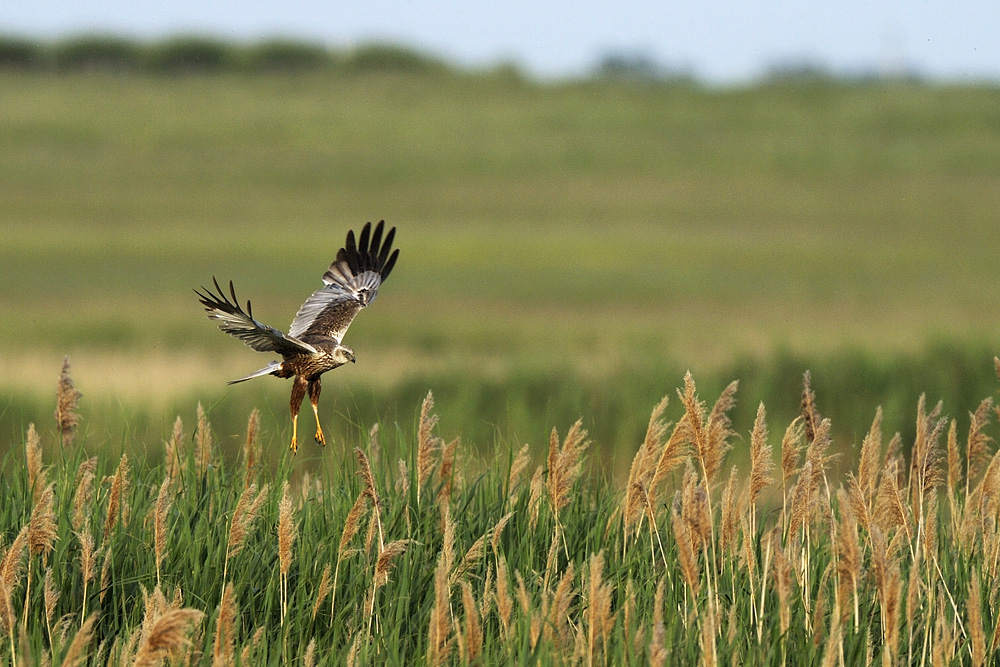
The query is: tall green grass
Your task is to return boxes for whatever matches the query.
[2,360,999,664]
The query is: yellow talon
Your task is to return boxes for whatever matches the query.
[311,401,325,447]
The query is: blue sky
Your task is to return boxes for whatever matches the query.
[3,1,999,83]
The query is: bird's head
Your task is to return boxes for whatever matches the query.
[335,344,356,365]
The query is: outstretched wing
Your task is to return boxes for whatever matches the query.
[289,220,399,342]
[196,278,317,355]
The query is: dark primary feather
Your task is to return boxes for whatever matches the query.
[288,220,400,341]
[196,278,317,355]
[378,227,399,277]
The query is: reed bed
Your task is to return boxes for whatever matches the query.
[2,358,1000,665]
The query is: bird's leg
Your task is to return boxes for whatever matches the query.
[289,376,308,454]
[308,379,326,447]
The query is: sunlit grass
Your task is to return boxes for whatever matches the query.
[3,75,1000,362]
[2,72,1000,459]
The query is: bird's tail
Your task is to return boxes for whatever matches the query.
[228,361,282,384]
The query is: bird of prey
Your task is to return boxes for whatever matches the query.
[196,220,399,453]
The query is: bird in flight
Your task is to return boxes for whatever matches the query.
[196,220,399,453]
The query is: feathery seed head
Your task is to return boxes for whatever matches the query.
[243,408,260,485]
[339,491,370,557]
[77,528,96,586]
[491,512,514,556]
[781,417,806,484]
[460,580,483,662]
[396,457,410,496]
[624,396,674,533]
[55,356,83,447]
[527,465,544,530]
[649,576,667,665]
[25,423,45,500]
[967,398,994,484]
[28,483,58,561]
[946,419,961,493]
[801,370,822,443]
[354,447,379,505]
[278,481,297,576]
[428,542,454,666]
[102,453,131,544]
[72,460,96,532]
[748,402,774,508]
[154,476,173,577]
[857,407,883,502]
[720,466,740,553]
[495,554,513,638]
[436,437,460,506]
[969,576,986,663]
[671,494,700,596]
[227,482,268,560]
[165,415,184,483]
[312,563,333,621]
[417,391,441,501]
[546,420,590,520]
[212,582,238,667]
[508,444,531,499]
[60,613,98,667]
[133,608,205,667]
[196,403,213,477]
[374,539,412,589]
[43,566,59,623]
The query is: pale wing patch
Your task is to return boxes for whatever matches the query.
[288,269,383,340]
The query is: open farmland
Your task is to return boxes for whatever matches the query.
[1,72,1000,456]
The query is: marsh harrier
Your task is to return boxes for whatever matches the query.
[196,220,399,453]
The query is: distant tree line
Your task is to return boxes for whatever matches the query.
[0,34,456,75]
[0,33,938,85]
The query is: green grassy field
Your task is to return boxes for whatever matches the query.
[1,72,1000,457]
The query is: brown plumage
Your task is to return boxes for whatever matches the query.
[196,221,399,453]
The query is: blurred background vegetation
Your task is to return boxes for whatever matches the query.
[1,34,998,476]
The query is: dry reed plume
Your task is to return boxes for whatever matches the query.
[366,538,412,634]
[328,488,370,622]
[154,476,172,587]
[196,402,213,478]
[224,482,269,571]
[547,420,590,532]
[102,453,130,545]
[24,424,45,502]
[417,390,442,502]
[622,395,687,559]
[507,443,532,501]
[55,356,82,447]
[278,481,296,626]
[60,612,97,667]
[243,407,260,486]
[212,582,237,667]
[165,415,184,484]
[132,608,204,667]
